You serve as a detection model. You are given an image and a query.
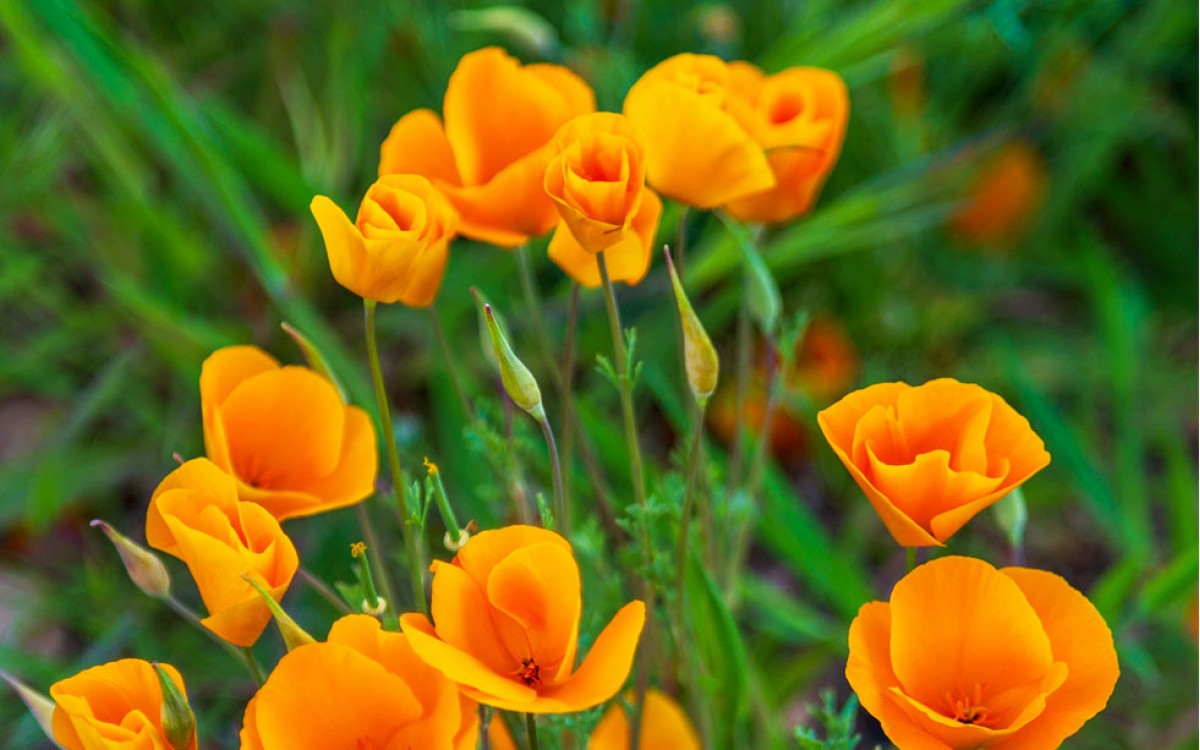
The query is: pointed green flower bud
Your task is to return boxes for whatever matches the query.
[242,576,316,652]
[0,669,60,748]
[483,303,545,420]
[153,664,195,750]
[470,287,505,368]
[91,519,171,599]
[281,321,347,402]
[665,247,719,403]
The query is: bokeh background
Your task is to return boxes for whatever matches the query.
[1,0,1196,747]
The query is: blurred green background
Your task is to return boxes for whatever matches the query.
[1,0,1195,747]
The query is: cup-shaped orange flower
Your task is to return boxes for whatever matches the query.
[623,53,775,208]
[201,345,377,521]
[50,659,196,750]
[588,689,701,750]
[817,378,1050,547]
[400,525,646,713]
[722,62,849,224]
[542,112,662,286]
[379,47,595,247]
[241,615,476,749]
[847,555,1118,749]
[311,174,458,306]
[146,458,298,647]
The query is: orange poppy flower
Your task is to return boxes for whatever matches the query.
[817,378,1050,547]
[241,615,477,749]
[201,345,377,521]
[400,525,646,713]
[948,141,1048,246]
[847,555,1119,749]
[623,53,775,208]
[50,659,196,750]
[379,47,595,247]
[146,458,298,647]
[722,62,849,224]
[311,174,458,306]
[588,689,701,750]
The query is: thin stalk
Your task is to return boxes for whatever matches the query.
[428,306,473,419]
[239,647,266,686]
[674,205,690,278]
[560,284,581,519]
[298,566,352,614]
[525,713,539,750]
[516,244,558,375]
[163,595,262,684]
[906,547,917,573]
[725,273,753,500]
[673,399,707,605]
[596,252,654,750]
[538,415,568,536]
[355,505,399,628]
[479,706,491,750]
[364,299,427,616]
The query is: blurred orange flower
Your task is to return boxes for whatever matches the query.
[379,47,595,247]
[51,659,196,750]
[817,378,1050,547]
[311,174,458,306]
[623,53,774,208]
[544,112,662,286]
[949,142,1048,246]
[146,458,298,647]
[723,62,849,224]
[588,689,701,750]
[848,556,1118,749]
[241,614,477,749]
[201,345,377,521]
[400,525,645,713]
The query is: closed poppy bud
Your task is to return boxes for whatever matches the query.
[847,556,1118,749]
[200,345,377,521]
[483,304,544,420]
[90,519,171,599]
[400,525,646,713]
[665,248,718,402]
[545,113,649,255]
[311,174,458,307]
[1,669,58,746]
[624,53,775,208]
[145,458,299,647]
[722,62,849,224]
[243,576,316,652]
[49,659,197,750]
[240,614,477,750]
[587,689,701,750]
[379,47,595,247]
[817,378,1050,547]
[152,664,195,750]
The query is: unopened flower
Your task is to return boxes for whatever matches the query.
[311,174,458,306]
[401,525,645,713]
[848,556,1118,749]
[50,659,197,750]
[379,47,595,247]
[240,615,477,749]
[201,345,377,521]
[146,458,298,647]
[817,378,1050,547]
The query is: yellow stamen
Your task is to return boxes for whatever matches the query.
[350,541,368,559]
[423,456,439,476]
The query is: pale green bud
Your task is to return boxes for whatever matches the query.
[665,247,719,402]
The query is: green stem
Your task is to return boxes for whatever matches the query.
[674,399,707,606]
[906,547,917,573]
[560,284,580,523]
[364,299,427,616]
[163,595,262,684]
[725,273,752,501]
[428,306,474,419]
[538,415,568,536]
[516,244,558,376]
[596,252,654,750]
[239,646,266,686]
[297,566,351,615]
[525,713,539,750]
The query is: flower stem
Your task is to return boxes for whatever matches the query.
[560,284,580,520]
[428,305,474,419]
[906,547,917,573]
[538,415,568,536]
[725,272,753,501]
[298,566,351,615]
[364,299,427,616]
[596,252,655,750]
[239,646,266,686]
[674,399,707,606]
[525,713,539,750]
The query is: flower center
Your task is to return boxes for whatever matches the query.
[945,684,990,726]
[515,657,542,686]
